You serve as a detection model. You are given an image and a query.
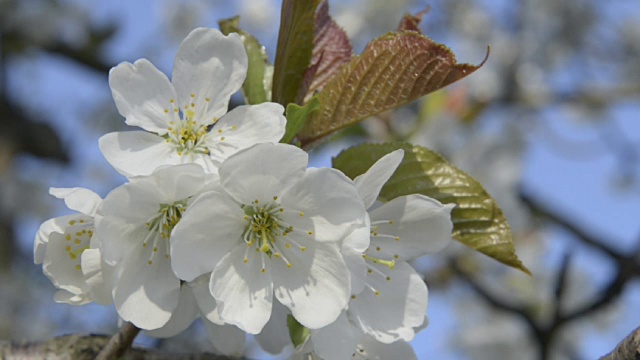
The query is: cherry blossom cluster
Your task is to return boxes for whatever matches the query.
[34,28,454,359]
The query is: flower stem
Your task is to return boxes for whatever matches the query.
[95,321,141,360]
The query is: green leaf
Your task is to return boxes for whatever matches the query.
[219,16,270,104]
[272,0,321,106]
[332,142,530,274]
[298,31,489,147]
[281,96,320,144]
[287,314,310,348]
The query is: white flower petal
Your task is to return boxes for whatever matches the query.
[203,321,246,356]
[272,241,350,329]
[113,244,181,330]
[148,163,205,202]
[219,143,307,205]
[354,335,417,360]
[34,214,76,264]
[171,190,245,282]
[189,273,223,325]
[350,262,427,343]
[99,131,179,177]
[205,103,286,164]
[49,187,102,216]
[312,311,363,360]
[342,223,370,295]
[43,230,89,294]
[81,248,114,305]
[369,195,454,261]
[145,284,199,338]
[172,28,247,124]
[109,59,177,133]
[254,301,292,355]
[96,181,164,264]
[54,289,91,305]
[354,150,404,209]
[281,168,367,243]
[211,244,273,334]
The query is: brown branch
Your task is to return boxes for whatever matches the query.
[95,321,141,360]
[0,334,242,360]
[600,326,640,360]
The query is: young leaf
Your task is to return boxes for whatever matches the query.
[219,16,270,104]
[287,314,311,348]
[300,0,353,104]
[298,32,489,147]
[281,96,320,144]
[397,7,430,32]
[332,142,530,274]
[272,0,321,106]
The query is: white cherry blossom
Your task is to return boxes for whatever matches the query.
[95,164,210,330]
[302,150,454,359]
[100,27,286,177]
[35,187,113,306]
[170,143,368,334]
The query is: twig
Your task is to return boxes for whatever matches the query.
[95,321,141,360]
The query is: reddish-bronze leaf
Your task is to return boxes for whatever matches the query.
[396,7,430,32]
[299,0,353,104]
[298,31,488,147]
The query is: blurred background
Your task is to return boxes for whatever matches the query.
[1,0,640,359]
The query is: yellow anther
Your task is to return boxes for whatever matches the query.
[260,268,266,273]
[65,246,71,252]
[367,269,372,274]
[386,276,391,281]
[164,109,169,113]
[244,258,248,263]
[285,244,291,249]
[165,254,170,259]
[274,253,281,258]
[153,247,158,252]
[143,243,147,248]
[220,137,225,141]
[169,99,175,103]
[173,109,178,113]
[375,291,380,296]
[65,234,71,241]
[232,125,237,130]
[351,295,357,299]
[273,196,278,201]
[69,220,76,225]
[75,239,81,244]
[190,93,195,98]
[75,265,81,271]
[79,219,85,223]
[299,212,304,217]
[205,97,210,102]
[395,237,400,241]
[307,231,313,235]
[148,260,153,265]
[376,246,381,252]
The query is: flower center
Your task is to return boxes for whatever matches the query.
[62,216,93,271]
[166,117,210,156]
[241,199,311,271]
[163,96,215,156]
[242,202,293,255]
[143,200,187,265]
